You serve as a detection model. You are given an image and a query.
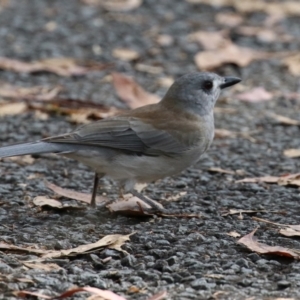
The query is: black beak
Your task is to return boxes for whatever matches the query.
[220,76,241,89]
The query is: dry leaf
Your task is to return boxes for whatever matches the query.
[135,63,163,74]
[0,242,47,255]
[33,196,84,210]
[41,233,133,259]
[146,291,168,300]
[195,43,269,70]
[186,0,300,18]
[236,26,292,43]
[0,57,110,77]
[112,48,139,61]
[269,113,300,126]
[16,287,127,300]
[283,53,300,76]
[83,0,142,11]
[156,34,174,47]
[236,87,273,102]
[45,180,108,205]
[0,83,62,101]
[238,228,300,259]
[227,231,241,238]
[284,149,300,158]
[215,12,243,27]
[0,102,27,116]
[188,30,230,50]
[165,191,187,202]
[107,193,164,217]
[221,209,270,217]
[8,155,35,165]
[214,128,257,142]
[112,72,160,109]
[23,262,62,271]
[236,176,281,184]
[207,167,235,175]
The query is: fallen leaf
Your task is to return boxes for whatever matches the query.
[194,43,269,70]
[269,113,300,126]
[112,48,140,61]
[0,242,47,255]
[112,72,160,109]
[238,228,300,259]
[0,83,62,101]
[214,128,257,142]
[156,34,174,47]
[227,231,241,238]
[33,196,84,210]
[22,262,62,271]
[236,26,292,43]
[207,167,235,175]
[8,155,35,165]
[146,291,168,300]
[135,63,163,74]
[0,102,27,116]
[284,149,300,158]
[236,87,273,102]
[157,76,174,88]
[236,176,280,184]
[83,0,142,11]
[0,57,110,77]
[283,53,300,76]
[222,209,270,217]
[277,173,300,187]
[188,30,230,50]
[186,0,300,18]
[41,233,133,259]
[165,191,187,201]
[15,287,127,300]
[215,12,243,27]
[45,180,108,206]
[107,193,164,217]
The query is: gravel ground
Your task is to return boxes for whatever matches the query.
[0,0,300,299]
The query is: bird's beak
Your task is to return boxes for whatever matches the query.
[220,76,241,89]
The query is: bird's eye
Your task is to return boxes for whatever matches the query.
[203,80,213,90]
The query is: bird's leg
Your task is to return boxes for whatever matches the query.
[90,172,104,207]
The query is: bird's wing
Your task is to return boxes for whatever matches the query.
[44,117,189,156]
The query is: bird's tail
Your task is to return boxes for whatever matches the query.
[0,141,70,158]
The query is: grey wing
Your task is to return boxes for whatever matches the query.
[45,117,188,156]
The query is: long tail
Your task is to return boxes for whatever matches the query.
[0,141,71,158]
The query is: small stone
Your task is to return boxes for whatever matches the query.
[277,280,291,289]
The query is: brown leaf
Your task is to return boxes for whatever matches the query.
[236,26,292,43]
[194,43,269,70]
[112,72,160,109]
[0,102,27,116]
[7,155,35,165]
[0,57,110,77]
[0,83,62,101]
[238,228,300,259]
[41,233,133,259]
[146,291,168,300]
[33,196,84,210]
[283,53,300,76]
[112,48,140,61]
[236,176,280,184]
[45,180,108,205]
[188,30,230,50]
[215,12,243,27]
[22,262,62,271]
[16,287,127,300]
[236,87,273,102]
[221,209,270,217]
[269,113,300,126]
[284,149,300,158]
[83,0,142,11]
[186,0,300,18]
[214,128,257,142]
[207,167,235,175]
[0,242,47,255]
[135,63,164,74]
[226,231,241,238]
[107,193,164,217]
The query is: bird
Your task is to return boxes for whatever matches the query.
[0,72,240,208]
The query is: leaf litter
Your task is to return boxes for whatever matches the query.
[238,228,300,259]
[33,196,84,211]
[284,149,300,158]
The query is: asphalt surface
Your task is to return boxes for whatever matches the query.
[0,0,300,299]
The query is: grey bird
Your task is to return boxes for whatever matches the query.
[0,72,240,207]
